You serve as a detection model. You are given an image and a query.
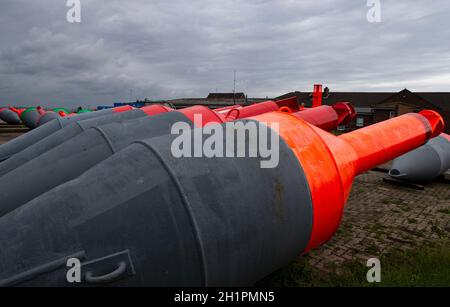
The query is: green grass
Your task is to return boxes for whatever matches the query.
[364,243,380,255]
[381,198,391,205]
[438,208,450,215]
[371,223,386,233]
[431,225,446,238]
[408,218,418,224]
[335,224,353,239]
[331,130,344,136]
[398,204,412,212]
[257,241,450,287]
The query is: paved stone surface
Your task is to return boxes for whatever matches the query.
[0,123,28,145]
[306,169,450,272]
[0,132,24,145]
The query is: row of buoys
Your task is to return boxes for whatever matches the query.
[0,106,92,128]
[0,98,356,214]
[0,95,445,286]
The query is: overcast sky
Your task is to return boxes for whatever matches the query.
[1,0,450,108]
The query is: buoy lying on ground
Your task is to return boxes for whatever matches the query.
[20,107,41,129]
[389,133,450,182]
[0,105,135,162]
[0,102,356,217]
[0,108,22,125]
[0,110,443,287]
[37,111,59,127]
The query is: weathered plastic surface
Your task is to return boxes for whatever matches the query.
[312,84,323,107]
[0,107,131,162]
[219,97,300,121]
[0,109,21,125]
[251,110,443,252]
[37,112,60,127]
[0,109,149,177]
[226,101,279,119]
[0,110,442,286]
[53,108,70,115]
[0,119,65,162]
[0,121,313,287]
[77,109,92,114]
[20,108,41,129]
[293,102,355,131]
[0,112,193,217]
[389,133,450,182]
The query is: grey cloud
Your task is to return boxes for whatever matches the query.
[0,0,450,108]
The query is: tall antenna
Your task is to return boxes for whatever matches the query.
[233,70,236,105]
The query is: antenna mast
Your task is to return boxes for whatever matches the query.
[233,70,236,104]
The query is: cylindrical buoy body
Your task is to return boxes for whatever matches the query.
[0,109,153,177]
[0,109,22,125]
[0,110,442,286]
[53,108,70,115]
[0,111,202,216]
[0,120,313,287]
[292,102,355,131]
[220,97,300,121]
[20,107,41,129]
[37,111,60,127]
[389,133,450,182]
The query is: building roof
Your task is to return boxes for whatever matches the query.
[164,98,242,109]
[276,91,394,108]
[415,93,450,110]
[207,93,246,100]
[276,89,450,110]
